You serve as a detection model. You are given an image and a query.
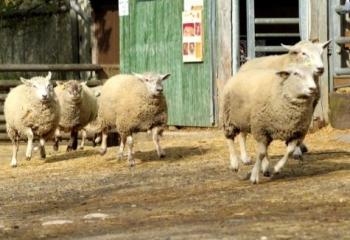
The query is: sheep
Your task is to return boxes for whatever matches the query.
[237,39,331,163]
[53,80,98,152]
[97,72,171,167]
[79,85,102,149]
[222,65,318,183]
[4,72,60,167]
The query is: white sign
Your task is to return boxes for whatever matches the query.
[119,0,129,16]
[184,0,203,11]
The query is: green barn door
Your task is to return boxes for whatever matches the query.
[120,0,214,127]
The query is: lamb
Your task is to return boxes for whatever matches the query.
[237,39,331,163]
[4,72,60,167]
[53,80,99,152]
[79,85,102,149]
[222,65,317,183]
[98,72,171,167]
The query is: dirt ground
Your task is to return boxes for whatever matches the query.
[0,127,349,240]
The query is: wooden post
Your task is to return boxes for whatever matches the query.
[310,0,330,123]
[216,0,233,126]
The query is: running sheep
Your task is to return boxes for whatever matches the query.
[222,65,317,184]
[98,72,171,167]
[4,72,60,167]
[237,39,331,163]
[53,80,99,152]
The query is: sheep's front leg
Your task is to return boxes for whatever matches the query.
[274,140,298,174]
[250,142,267,184]
[67,128,78,152]
[53,128,61,151]
[11,139,19,168]
[25,128,34,161]
[39,138,46,159]
[117,136,126,160]
[126,135,135,167]
[239,133,252,165]
[226,137,239,172]
[152,127,165,158]
[80,129,87,150]
[99,129,108,155]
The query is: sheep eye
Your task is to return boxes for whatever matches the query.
[302,52,307,56]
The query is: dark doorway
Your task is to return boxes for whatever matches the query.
[91,0,119,65]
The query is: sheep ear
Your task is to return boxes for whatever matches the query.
[80,81,88,86]
[132,72,147,82]
[46,71,52,81]
[310,38,319,43]
[20,77,32,86]
[56,80,64,86]
[161,73,171,81]
[281,44,299,54]
[94,91,101,97]
[320,40,332,49]
[276,70,291,79]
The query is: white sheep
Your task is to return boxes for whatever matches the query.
[53,80,98,152]
[4,72,60,167]
[79,85,102,149]
[222,65,317,183]
[237,39,331,163]
[98,72,171,167]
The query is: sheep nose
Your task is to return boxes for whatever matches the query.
[42,94,48,99]
[309,87,317,94]
[317,67,324,74]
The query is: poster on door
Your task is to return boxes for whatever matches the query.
[182,10,203,63]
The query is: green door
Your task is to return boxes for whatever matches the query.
[120,0,214,127]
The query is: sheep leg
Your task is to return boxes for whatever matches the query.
[239,133,252,165]
[250,142,267,184]
[25,128,34,161]
[126,135,135,167]
[53,128,61,151]
[67,129,78,152]
[261,156,271,177]
[117,136,126,160]
[39,138,46,159]
[274,140,298,174]
[80,129,87,150]
[226,138,239,172]
[152,127,165,158]
[11,139,19,168]
[99,129,108,155]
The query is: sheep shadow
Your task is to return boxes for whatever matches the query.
[266,150,350,181]
[45,149,98,163]
[135,146,209,163]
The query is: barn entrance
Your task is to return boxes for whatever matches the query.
[91,0,120,74]
[232,0,310,71]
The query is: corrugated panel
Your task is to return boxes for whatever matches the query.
[120,0,214,127]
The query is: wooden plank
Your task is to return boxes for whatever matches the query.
[0,80,20,88]
[0,124,6,132]
[310,0,330,122]
[0,94,7,101]
[0,64,103,72]
[0,115,5,123]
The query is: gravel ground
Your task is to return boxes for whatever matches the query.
[0,127,349,240]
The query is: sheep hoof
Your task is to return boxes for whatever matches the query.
[79,146,84,150]
[229,166,239,172]
[159,153,166,159]
[263,170,271,177]
[26,156,31,161]
[99,148,107,156]
[11,163,17,168]
[40,155,46,160]
[66,146,73,152]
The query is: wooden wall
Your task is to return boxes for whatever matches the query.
[120,0,215,127]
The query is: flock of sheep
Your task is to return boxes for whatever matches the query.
[4,39,331,184]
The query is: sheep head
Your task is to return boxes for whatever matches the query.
[57,80,83,103]
[20,72,54,103]
[133,72,171,96]
[281,39,331,76]
[277,65,317,102]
